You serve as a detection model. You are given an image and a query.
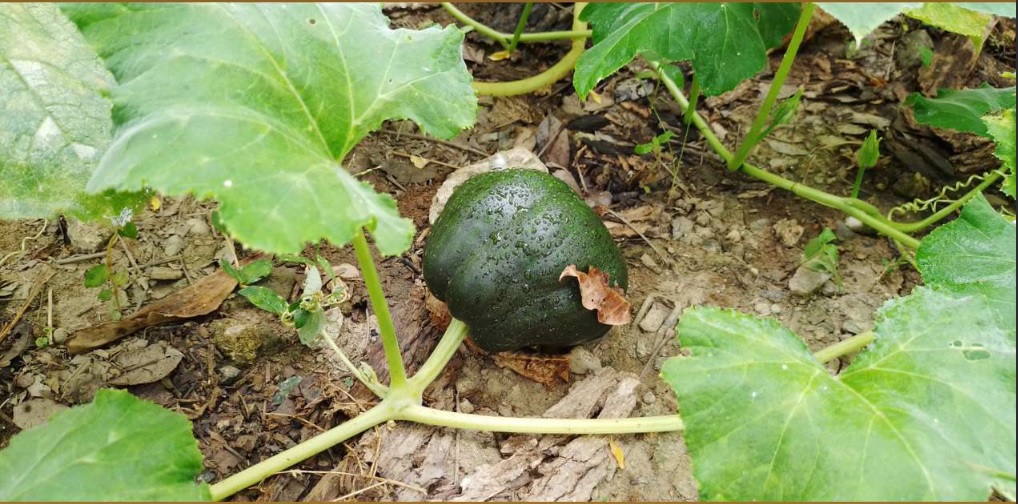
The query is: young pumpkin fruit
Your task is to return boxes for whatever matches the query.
[423,169,628,352]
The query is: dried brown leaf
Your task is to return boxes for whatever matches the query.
[65,257,262,354]
[559,265,632,325]
[493,351,570,387]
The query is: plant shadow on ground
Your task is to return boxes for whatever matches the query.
[0,4,1014,501]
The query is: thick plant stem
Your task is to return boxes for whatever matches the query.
[441,3,591,46]
[814,331,875,363]
[399,404,684,435]
[728,3,816,171]
[209,403,393,501]
[653,61,922,249]
[472,3,589,96]
[408,319,468,394]
[352,231,407,389]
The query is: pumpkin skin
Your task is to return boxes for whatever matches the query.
[423,169,628,353]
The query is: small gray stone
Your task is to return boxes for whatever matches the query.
[636,340,650,359]
[186,218,211,237]
[671,216,695,240]
[642,391,657,404]
[568,346,602,375]
[218,365,242,385]
[754,302,772,316]
[163,234,184,257]
[458,399,475,414]
[773,218,804,247]
[51,328,69,344]
[638,302,671,332]
[789,266,831,296]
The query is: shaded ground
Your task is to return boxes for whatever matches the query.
[1,4,1014,501]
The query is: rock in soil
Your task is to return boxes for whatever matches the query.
[789,265,832,296]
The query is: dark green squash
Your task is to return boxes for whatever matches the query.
[423,168,628,353]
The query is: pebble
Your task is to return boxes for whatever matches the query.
[770,304,782,314]
[642,391,657,404]
[640,253,661,273]
[458,399,475,414]
[568,346,602,375]
[789,266,831,296]
[754,302,772,316]
[51,327,69,344]
[636,340,650,359]
[218,365,242,385]
[639,302,671,332]
[150,266,184,281]
[163,234,184,257]
[773,218,804,247]
[670,216,695,240]
[186,218,211,236]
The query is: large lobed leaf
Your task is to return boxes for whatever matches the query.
[664,196,1016,500]
[819,3,1015,46]
[905,85,1016,137]
[917,194,1016,328]
[574,3,800,98]
[64,3,476,255]
[0,3,142,220]
[0,389,210,501]
[984,108,1016,198]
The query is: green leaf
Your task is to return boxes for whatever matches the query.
[758,88,803,141]
[238,286,288,315]
[83,264,109,288]
[0,4,144,221]
[64,3,476,256]
[818,3,921,46]
[634,130,674,155]
[219,258,244,284]
[905,85,1016,136]
[297,308,325,345]
[953,2,1017,18]
[801,227,839,276]
[117,221,138,239]
[918,194,1016,329]
[857,129,881,170]
[984,108,1016,198]
[663,288,1015,500]
[575,3,800,98]
[240,258,274,285]
[905,3,995,46]
[110,269,129,288]
[97,288,112,301]
[0,389,210,500]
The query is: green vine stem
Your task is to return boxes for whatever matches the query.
[887,170,1004,233]
[653,60,922,249]
[208,403,392,501]
[441,3,591,47]
[471,3,589,97]
[814,331,876,363]
[506,3,534,55]
[399,404,684,435]
[352,231,408,389]
[407,318,468,397]
[728,3,816,171]
[684,74,701,125]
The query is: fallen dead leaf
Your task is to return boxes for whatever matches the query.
[608,437,626,469]
[107,342,184,386]
[425,292,452,332]
[65,257,262,354]
[493,351,570,387]
[559,265,632,325]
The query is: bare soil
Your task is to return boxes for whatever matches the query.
[1,4,1014,501]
